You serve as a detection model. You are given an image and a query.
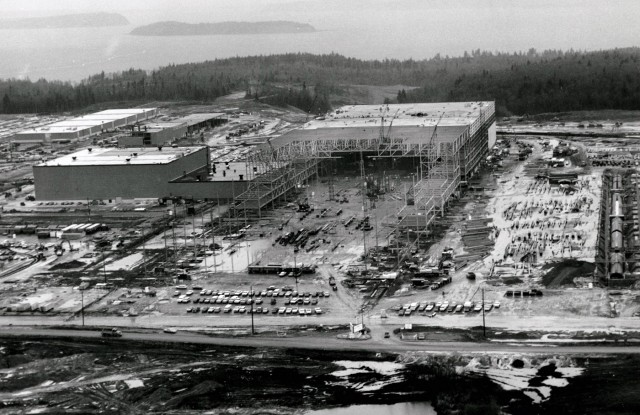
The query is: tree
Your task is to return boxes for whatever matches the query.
[2,94,10,112]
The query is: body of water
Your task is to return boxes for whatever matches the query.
[306,402,436,415]
[2,0,640,83]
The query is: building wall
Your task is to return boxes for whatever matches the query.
[121,124,188,147]
[146,125,187,144]
[33,147,209,200]
[118,136,143,147]
[167,180,248,200]
[487,122,497,149]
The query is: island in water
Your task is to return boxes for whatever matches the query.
[0,13,129,29]
[130,20,317,36]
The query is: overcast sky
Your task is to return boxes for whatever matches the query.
[2,0,640,30]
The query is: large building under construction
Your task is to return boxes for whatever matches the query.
[31,102,496,227]
[235,101,496,234]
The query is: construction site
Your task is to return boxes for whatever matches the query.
[3,97,640,335]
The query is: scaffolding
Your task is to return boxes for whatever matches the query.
[235,103,496,230]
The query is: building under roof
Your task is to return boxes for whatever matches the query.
[38,146,203,166]
[172,113,227,132]
[33,146,209,200]
[12,108,158,144]
[237,102,496,222]
[118,121,188,147]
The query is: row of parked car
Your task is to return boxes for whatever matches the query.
[176,290,331,305]
[174,285,330,299]
[186,305,324,316]
[391,300,501,316]
[180,295,325,307]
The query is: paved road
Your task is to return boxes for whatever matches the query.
[1,312,639,336]
[1,327,639,355]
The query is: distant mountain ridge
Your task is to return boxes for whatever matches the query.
[0,13,129,29]
[130,20,316,36]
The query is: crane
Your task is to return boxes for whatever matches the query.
[381,108,400,142]
[428,112,445,147]
[266,138,278,164]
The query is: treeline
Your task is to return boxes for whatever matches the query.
[2,48,640,116]
[399,48,640,115]
[255,82,332,114]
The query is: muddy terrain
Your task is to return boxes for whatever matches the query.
[0,337,636,414]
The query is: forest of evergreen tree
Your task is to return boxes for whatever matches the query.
[1,47,640,117]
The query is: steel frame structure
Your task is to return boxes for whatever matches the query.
[235,103,495,231]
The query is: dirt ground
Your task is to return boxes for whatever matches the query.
[3,106,640,335]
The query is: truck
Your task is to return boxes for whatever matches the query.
[101,328,122,338]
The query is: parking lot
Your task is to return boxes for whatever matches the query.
[177,285,329,316]
[387,297,504,317]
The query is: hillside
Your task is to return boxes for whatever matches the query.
[130,21,316,36]
[1,48,640,116]
[0,13,129,29]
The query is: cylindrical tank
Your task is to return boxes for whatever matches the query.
[610,193,624,218]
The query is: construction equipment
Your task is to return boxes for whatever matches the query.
[379,107,400,143]
[297,198,311,212]
[428,112,445,151]
[54,240,77,257]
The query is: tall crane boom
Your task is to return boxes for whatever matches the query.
[428,112,445,146]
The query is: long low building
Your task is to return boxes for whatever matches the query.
[118,121,188,147]
[13,108,158,144]
[33,146,209,200]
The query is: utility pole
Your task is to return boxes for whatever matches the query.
[163,226,168,263]
[293,248,299,292]
[142,224,148,277]
[171,214,177,272]
[80,288,85,327]
[360,151,368,263]
[209,208,217,273]
[201,211,208,274]
[182,203,188,250]
[191,205,197,258]
[250,284,255,335]
[482,288,486,337]
[374,206,379,249]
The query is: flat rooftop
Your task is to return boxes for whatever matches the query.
[138,121,187,131]
[37,146,205,167]
[173,113,226,127]
[15,108,156,135]
[303,102,494,130]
